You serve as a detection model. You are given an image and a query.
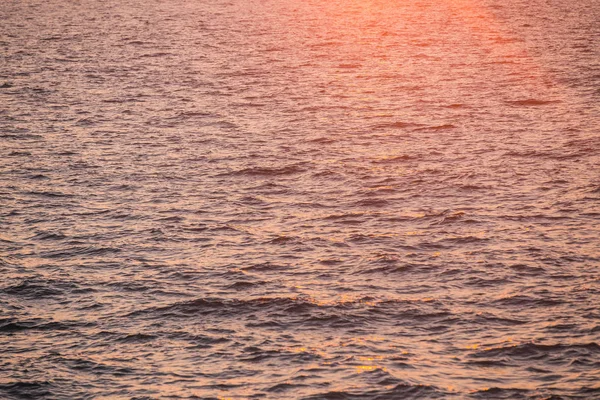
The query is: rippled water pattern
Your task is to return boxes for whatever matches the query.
[1,0,600,398]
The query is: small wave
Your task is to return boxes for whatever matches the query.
[565,136,600,152]
[323,212,366,220]
[115,333,158,343]
[493,294,564,307]
[74,117,97,126]
[267,382,309,393]
[507,99,561,106]
[28,174,50,180]
[8,151,31,156]
[580,387,600,396]
[358,264,415,275]
[40,246,121,259]
[441,235,489,244]
[302,382,445,399]
[475,313,528,326]
[25,190,74,198]
[224,165,306,177]
[0,382,54,399]
[504,149,583,160]
[431,210,465,225]
[307,137,336,144]
[240,346,322,363]
[509,264,546,275]
[139,52,173,57]
[106,281,154,292]
[471,387,531,399]
[226,280,267,290]
[102,97,144,103]
[469,342,600,361]
[458,184,490,191]
[268,235,301,244]
[127,295,413,328]
[0,236,15,244]
[346,233,376,243]
[353,198,389,208]
[374,121,421,130]
[587,184,600,194]
[0,318,74,332]
[0,133,43,140]
[372,154,416,163]
[491,36,521,44]
[127,297,299,318]
[242,262,292,272]
[2,281,63,298]
[171,332,231,347]
[544,323,578,333]
[464,276,514,287]
[56,150,77,156]
[466,359,512,367]
[30,231,66,240]
[157,215,184,222]
[171,110,214,119]
[414,124,455,131]
[312,169,343,178]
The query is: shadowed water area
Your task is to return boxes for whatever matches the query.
[1,0,599,398]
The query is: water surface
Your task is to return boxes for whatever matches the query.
[1,0,599,398]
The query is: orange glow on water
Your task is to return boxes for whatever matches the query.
[2,0,597,397]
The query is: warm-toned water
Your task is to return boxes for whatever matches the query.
[1,0,599,398]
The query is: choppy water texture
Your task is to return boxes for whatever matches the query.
[1,0,600,398]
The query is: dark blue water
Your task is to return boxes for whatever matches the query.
[1,0,599,398]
